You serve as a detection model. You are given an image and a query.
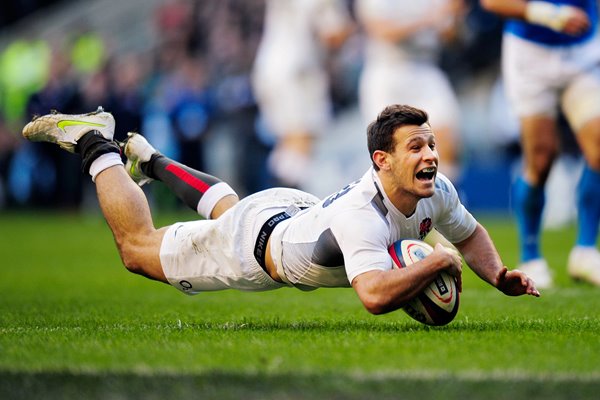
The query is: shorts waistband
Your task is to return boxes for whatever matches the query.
[253,205,304,273]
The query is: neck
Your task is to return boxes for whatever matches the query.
[376,170,419,217]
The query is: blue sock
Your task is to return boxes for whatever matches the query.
[576,165,600,247]
[512,176,545,262]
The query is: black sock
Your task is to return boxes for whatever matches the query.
[76,131,121,174]
[142,154,226,212]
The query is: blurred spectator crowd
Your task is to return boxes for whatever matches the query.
[0,0,507,211]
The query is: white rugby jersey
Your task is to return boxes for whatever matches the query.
[269,168,477,290]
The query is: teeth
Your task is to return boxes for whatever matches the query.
[421,167,435,173]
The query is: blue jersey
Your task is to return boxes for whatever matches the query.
[506,0,598,46]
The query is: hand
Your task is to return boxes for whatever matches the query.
[495,267,540,297]
[561,7,590,36]
[432,243,463,292]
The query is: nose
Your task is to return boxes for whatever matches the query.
[422,145,438,162]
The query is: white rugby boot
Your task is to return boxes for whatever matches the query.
[123,132,157,186]
[22,106,115,153]
[568,246,600,287]
[517,258,553,289]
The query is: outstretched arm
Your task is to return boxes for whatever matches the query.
[480,0,590,36]
[454,223,540,297]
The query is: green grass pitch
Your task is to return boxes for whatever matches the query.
[1,211,599,399]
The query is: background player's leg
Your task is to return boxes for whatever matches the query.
[574,165,600,247]
[574,116,600,247]
[568,116,600,285]
[431,125,461,184]
[512,176,545,262]
[512,116,559,288]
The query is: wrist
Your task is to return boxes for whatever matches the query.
[525,1,575,32]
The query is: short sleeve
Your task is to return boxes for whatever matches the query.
[330,208,393,283]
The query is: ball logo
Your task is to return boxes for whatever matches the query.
[413,248,427,261]
[434,276,449,295]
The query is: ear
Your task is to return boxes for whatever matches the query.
[372,150,390,171]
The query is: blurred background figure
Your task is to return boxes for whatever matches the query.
[251,0,354,189]
[355,0,467,185]
[144,0,268,200]
[104,54,147,142]
[481,0,600,288]
[0,36,50,131]
[0,115,18,208]
[15,44,83,208]
[0,0,566,228]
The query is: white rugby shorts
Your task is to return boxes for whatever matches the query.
[502,32,600,131]
[159,188,319,294]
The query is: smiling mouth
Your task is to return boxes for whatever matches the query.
[416,166,436,181]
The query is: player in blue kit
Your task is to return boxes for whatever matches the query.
[22,104,539,315]
[481,0,600,288]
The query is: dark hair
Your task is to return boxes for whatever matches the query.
[367,104,429,170]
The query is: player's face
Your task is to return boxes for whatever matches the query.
[389,124,438,199]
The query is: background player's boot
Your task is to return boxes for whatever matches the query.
[22,106,115,153]
[568,247,600,287]
[517,258,553,289]
[123,132,157,186]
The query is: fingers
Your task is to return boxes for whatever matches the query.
[434,242,462,281]
[528,284,541,297]
[563,9,590,35]
[524,275,541,297]
[513,269,540,297]
[434,242,461,264]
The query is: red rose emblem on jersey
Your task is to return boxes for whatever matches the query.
[419,218,432,240]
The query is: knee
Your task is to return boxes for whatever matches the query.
[525,151,556,184]
[113,231,150,274]
[113,229,166,281]
[116,240,146,275]
[576,118,600,169]
[582,146,600,171]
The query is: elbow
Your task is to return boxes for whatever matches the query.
[353,271,400,315]
[361,293,394,315]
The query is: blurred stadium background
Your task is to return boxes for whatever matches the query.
[0,0,582,222]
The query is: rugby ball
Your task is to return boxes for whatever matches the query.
[388,239,459,326]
